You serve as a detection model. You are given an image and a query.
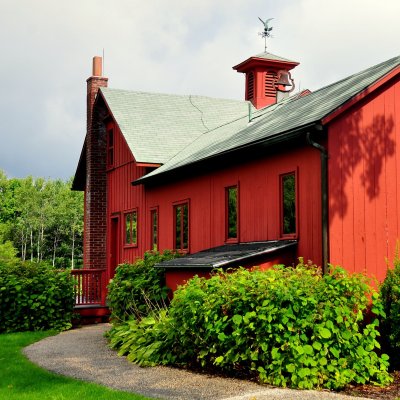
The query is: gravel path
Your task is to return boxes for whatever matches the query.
[23,324,371,400]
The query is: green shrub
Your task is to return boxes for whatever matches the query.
[0,261,74,332]
[380,255,400,369]
[107,250,179,321]
[108,310,177,367]
[109,261,392,390]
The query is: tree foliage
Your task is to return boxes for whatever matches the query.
[0,170,83,268]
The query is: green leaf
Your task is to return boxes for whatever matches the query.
[319,356,327,366]
[312,341,322,351]
[287,363,296,373]
[303,344,313,355]
[330,347,340,358]
[319,327,332,339]
[232,314,242,325]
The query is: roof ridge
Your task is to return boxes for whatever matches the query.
[248,55,400,123]
[308,55,400,96]
[136,54,400,184]
[100,87,246,104]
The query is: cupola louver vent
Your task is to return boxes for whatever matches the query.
[247,72,254,99]
[265,71,277,98]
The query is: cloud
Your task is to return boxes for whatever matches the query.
[0,0,399,179]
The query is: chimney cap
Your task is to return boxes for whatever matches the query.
[92,56,103,77]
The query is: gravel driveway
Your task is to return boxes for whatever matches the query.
[23,324,370,400]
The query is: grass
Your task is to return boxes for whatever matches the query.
[0,330,153,400]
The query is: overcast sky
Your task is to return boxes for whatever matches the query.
[0,0,399,180]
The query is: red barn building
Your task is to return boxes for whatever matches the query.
[72,51,400,316]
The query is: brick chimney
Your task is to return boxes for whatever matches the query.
[84,57,108,269]
[233,52,299,109]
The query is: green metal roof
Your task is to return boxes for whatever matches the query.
[100,88,251,164]
[137,55,399,183]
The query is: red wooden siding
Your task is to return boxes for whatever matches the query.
[105,120,147,270]
[328,76,400,281]
[104,122,323,280]
[145,147,322,264]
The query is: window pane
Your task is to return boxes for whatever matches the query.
[175,206,181,249]
[227,187,237,239]
[282,174,296,234]
[151,210,157,250]
[132,211,137,245]
[108,130,114,146]
[125,213,131,244]
[182,204,188,250]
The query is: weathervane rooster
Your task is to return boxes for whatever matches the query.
[258,17,273,52]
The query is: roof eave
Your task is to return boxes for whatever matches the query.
[322,64,400,125]
[233,57,299,73]
[71,140,87,191]
[155,240,298,270]
[133,122,319,187]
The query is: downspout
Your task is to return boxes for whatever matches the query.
[306,130,329,275]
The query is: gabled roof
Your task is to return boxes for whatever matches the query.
[136,55,399,184]
[232,51,299,71]
[100,88,252,164]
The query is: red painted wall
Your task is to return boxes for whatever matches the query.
[328,76,400,282]
[105,119,323,279]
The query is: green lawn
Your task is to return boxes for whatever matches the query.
[0,330,153,400]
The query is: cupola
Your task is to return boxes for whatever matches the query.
[233,52,299,109]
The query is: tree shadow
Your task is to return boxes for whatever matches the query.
[329,111,395,219]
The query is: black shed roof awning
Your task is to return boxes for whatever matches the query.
[156,240,297,270]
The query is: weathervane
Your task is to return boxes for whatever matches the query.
[258,17,273,52]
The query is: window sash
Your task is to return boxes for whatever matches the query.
[150,209,158,251]
[226,186,238,240]
[281,172,297,236]
[124,210,137,246]
[174,203,189,251]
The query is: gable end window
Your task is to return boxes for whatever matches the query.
[107,129,114,167]
[174,202,189,252]
[124,209,137,246]
[226,185,238,242]
[280,172,297,237]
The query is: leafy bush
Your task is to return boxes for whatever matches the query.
[109,261,392,390]
[380,255,400,369]
[108,310,177,367]
[107,250,179,321]
[0,261,74,332]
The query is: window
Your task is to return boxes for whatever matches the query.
[174,202,189,252]
[107,129,114,167]
[150,208,158,251]
[124,210,137,246]
[226,186,238,241]
[280,172,297,236]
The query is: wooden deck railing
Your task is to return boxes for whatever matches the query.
[71,269,107,306]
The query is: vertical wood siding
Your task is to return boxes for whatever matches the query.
[105,123,323,277]
[328,77,400,281]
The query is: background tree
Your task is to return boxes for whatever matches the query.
[0,170,84,268]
